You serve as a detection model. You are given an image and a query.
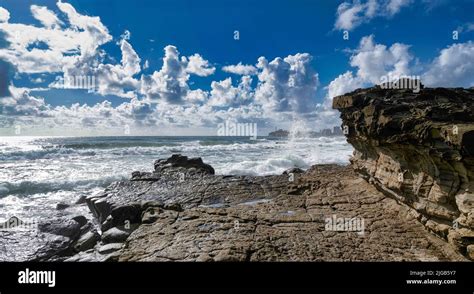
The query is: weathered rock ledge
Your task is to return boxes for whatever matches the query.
[333,85,474,260]
[65,154,465,261]
[1,153,468,261]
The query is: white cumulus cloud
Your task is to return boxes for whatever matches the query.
[222,62,258,75]
[0,7,10,23]
[423,41,474,88]
[350,35,413,84]
[255,53,319,114]
[209,76,253,107]
[185,54,215,77]
[335,0,412,31]
[31,5,63,29]
[0,1,112,74]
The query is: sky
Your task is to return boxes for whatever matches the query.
[0,0,473,136]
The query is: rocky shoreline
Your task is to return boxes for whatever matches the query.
[1,156,468,262]
[1,85,472,262]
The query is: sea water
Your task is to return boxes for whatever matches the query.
[0,136,353,222]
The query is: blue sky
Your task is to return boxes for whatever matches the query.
[0,0,473,135]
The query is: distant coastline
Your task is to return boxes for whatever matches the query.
[268,126,344,138]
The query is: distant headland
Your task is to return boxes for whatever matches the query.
[268,126,344,138]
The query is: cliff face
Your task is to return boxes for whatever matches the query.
[333,86,474,259]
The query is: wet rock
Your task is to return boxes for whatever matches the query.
[56,202,70,210]
[86,195,112,224]
[75,195,87,205]
[131,171,160,181]
[101,215,114,232]
[74,230,100,252]
[283,167,304,174]
[101,227,131,243]
[38,218,81,239]
[72,215,88,227]
[32,234,75,261]
[154,154,215,175]
[110,203,142,226]
[0,230,51,261]
[85,154,289,232]
[98,243,123,254]
[0,217,83,261]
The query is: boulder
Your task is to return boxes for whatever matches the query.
[75,195,87,205]
[154,154,215,175]
[101,227,131,243]
[74,230,100,252]
[98,243,123,254]
[38,218,81,239]
[56,202,70,210]
[72,215,88,227]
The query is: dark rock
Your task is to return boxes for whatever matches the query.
[131,171,160,181]
[141,207,161,224]
[56,202,70,210]
[75,195,87,205]
[84,155,289,234]
[140,200,164,210]
[154,154,215,175]
[101,216,114,232]
[283,167,304,174]
[110,203,142,226]
[101,227,131,243]
[163,202,183,212]
[31,235,75,261]
[98,243,123,254]
[74,230,100,252]
[38,218,81,239]
[86,195,112,224]
[78,222,95,237]
[72,215,88,227]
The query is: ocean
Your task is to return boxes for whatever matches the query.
[0,136,353,222]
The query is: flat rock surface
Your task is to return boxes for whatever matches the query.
[119,165,466,261]
[1,159,466,261]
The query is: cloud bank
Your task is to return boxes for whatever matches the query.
[0,1,473,135]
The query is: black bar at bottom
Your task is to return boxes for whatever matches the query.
[0,262,472,290]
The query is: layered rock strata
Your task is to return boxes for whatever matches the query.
[333,86,474,259]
